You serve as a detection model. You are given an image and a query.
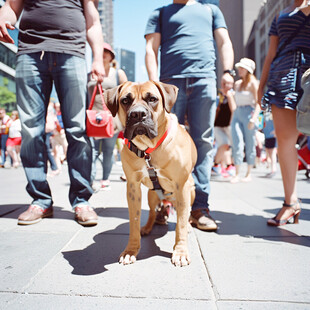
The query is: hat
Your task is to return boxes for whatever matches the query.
[235,58,256,74]
[103,42,115,60]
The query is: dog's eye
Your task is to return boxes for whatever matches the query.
[121,97,130,105]
[149,96,157,103]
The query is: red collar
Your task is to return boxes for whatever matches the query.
[124,117,172,158]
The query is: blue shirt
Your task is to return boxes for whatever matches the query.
[145,2,227,79]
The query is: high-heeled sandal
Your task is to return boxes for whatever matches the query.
[267,200,301,226]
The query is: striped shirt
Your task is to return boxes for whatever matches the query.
[269,10,310,55]
[269,10,310,71]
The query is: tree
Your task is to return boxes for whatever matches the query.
[0,86,16,110]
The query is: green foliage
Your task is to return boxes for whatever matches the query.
[0,86,16,109]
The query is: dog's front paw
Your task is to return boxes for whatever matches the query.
[119,249,139,265]
[171,249,191,267]
[140,224,152,236]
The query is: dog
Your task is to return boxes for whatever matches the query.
[104,81,197,266]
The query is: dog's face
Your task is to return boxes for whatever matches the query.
[104,81,178,141]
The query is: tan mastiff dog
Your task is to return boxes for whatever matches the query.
[104,81,197,266]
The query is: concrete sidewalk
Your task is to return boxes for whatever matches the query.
[0,161,309,309]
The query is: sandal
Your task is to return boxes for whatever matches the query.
[267,200,301,226]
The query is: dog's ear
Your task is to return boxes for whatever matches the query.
[104,82,127,117]
[151,81,178,113]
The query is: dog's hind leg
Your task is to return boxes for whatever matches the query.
[141,189,160,235]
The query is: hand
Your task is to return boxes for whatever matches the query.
[257,87,264,109]
[91,59,105,83]
[247,119,255,130]
[0,21,15,44]
[221,73,234,90]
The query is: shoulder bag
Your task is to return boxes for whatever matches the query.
[297,68,310,136]
[86,83,114,138]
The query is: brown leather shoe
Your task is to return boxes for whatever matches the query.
[18,205,53,225]
[189,209,218,231]
[75,205,98,226]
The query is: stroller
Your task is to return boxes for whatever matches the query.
[296,135,310,179]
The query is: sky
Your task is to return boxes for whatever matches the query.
[113,0,171,82]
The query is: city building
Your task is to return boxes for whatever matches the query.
[115,48,135,82]
[246,0,291,78]
[97,0,114,46]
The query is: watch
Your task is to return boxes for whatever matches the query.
[223,69,236,77]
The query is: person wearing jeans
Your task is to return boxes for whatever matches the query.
[0,0,105,226]
[145,0,234,231]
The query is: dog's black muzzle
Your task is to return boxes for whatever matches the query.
[124,106,157,140]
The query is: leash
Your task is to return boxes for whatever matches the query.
[124,116,174,200]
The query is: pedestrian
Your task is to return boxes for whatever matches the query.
[45,102,60,177]
[258,0,310,226]
[212,79,236,178]
[88,43,127,191]
[262,112,277,178]
[0,0,105,226]
[0,108,12,167]
[6,110,22,168]
[145,0,235,231]
[230,58,261,184]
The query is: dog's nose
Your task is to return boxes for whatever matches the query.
[129,107,147,122]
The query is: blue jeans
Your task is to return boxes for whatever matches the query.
[91,133,118,181]
[15,52,92,210]
[0,134,8,165]
[230,106,256,166]
[161,77,217,210]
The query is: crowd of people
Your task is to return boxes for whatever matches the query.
[0,0,309,231]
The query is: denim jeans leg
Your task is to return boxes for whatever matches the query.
[1,134,8,165]
[15,53,53,209]
[187,78,217,211]
[52,54,93,208]
[101,133,118,180]
[242,106,256,165]
[230,109,245,166]
[163,77,217,211]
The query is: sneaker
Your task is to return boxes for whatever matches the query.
[100,180,111,191]
[92,181,101,193]
[226,165,236,177]
[211,164,221,176]
[18,205,53,225]
[189,209,218,231]
[75,205,98,226]
[221,167,230,178]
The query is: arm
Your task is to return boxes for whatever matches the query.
[145,33,161,81]
[248,79,261,130]
[83,0,105,83]
[257,35,279,107]
[214,27,235,86]
[0,0,24,44]
[118,69,128,84]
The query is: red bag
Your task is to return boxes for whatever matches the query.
[86,83,114,138]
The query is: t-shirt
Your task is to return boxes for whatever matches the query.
[268,10,310,72]
[18,0,86,58]
[269,10,310,54]
[145,2,227,79]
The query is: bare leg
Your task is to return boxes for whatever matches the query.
[271,105,299,220]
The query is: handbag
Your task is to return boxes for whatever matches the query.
[86,83,114,138]
[297,68,310,136]
[261,13,310,110]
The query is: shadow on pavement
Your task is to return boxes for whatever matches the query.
[62,215,173,275]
